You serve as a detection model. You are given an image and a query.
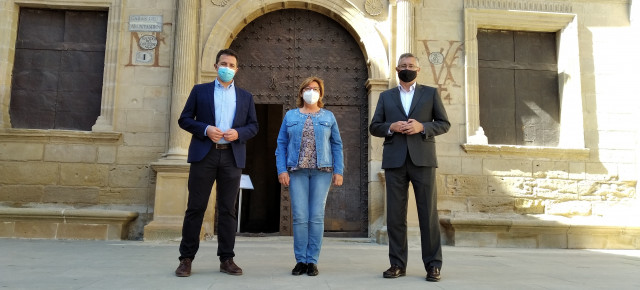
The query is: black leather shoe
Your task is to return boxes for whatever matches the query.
[383,265,406,278]
[307,263,319,276]
[426,266,441,282]
[292,262,308,276]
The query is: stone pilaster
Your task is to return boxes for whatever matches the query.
[367,79,390,240]
[91,0,122,132]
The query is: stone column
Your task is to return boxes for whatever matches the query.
[390,0,416,87]
[145,0,215,241]
[393,0,415,56]
[165,0,198,160]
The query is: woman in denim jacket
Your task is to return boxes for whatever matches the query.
[275,76,344,276]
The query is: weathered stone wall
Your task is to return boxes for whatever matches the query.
[413,0,638,225]
[0,0,638,243]
[0,0,177,239]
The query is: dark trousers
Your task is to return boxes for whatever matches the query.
[179,147,242,262]
[385,159,442,271]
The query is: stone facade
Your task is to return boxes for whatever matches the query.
[0,0,638,248]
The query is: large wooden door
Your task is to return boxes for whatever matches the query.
[230,9,368,237]
[477,29,560,146]
[11,8,107,130]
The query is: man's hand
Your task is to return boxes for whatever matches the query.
[389,121,408,133]
[206,126,224,142]
[223,129,239,142]
[400,119,424,135]
[390,119,424,135]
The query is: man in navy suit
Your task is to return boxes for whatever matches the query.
[175,49,258,277]
[369,53,450,282]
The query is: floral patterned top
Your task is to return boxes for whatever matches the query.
[291,112,333,172]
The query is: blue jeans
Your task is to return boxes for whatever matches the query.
[289,169,332,264]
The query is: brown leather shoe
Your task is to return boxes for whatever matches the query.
[426,266,441,282]
[220,259,243,275]
[383,264,406,278]
[175,258,192,277]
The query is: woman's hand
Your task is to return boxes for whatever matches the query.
[278,172,290,186]
[332,174,343,186]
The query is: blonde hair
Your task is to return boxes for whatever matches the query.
[296,76,325,108]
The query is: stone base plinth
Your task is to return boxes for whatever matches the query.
[375,226,422,245]
[0,208,138,240]
[440,214,640,249]
[143,220,183,241]
[144,159,215,241]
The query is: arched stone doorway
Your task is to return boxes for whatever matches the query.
[230,9,368,237]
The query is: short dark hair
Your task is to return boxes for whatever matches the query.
[216,49,239,64]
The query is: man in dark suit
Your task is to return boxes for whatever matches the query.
[174,49,258,277]
[369,53,450,282]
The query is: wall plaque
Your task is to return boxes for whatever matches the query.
[136,51,153,64]
[429,52,444,65]
[129,15,163,32]
[138,35,158,50]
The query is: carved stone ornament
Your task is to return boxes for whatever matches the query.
[365,0,384,16]
[211,0,230,7]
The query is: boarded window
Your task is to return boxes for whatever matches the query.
[478,29,560,146]
[10,8,107,130]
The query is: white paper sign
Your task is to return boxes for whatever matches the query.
[240,174,253,190]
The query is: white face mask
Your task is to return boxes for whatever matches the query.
[303,90,320,105]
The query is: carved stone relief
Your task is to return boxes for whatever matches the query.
[365,0,384,16]
[211,0,229,7]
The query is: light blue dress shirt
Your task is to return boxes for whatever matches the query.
[205,79,237,144]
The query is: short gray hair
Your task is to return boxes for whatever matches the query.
[398,53,420,67]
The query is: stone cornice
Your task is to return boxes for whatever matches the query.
[461,144,590,160]
[150,159,189,173]
[0,129,122,143]
[464,0,573,13]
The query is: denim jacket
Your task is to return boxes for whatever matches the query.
[275,108,344,175]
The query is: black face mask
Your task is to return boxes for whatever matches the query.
[398,69,417,82]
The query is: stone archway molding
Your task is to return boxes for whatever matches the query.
[200,0,388,81]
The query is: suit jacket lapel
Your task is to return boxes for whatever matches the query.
[390,89,407,118]
[232,85,244,127]
[407,84,423,117]
[208,82,216,122]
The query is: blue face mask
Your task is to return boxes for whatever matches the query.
[217,66,235,82]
